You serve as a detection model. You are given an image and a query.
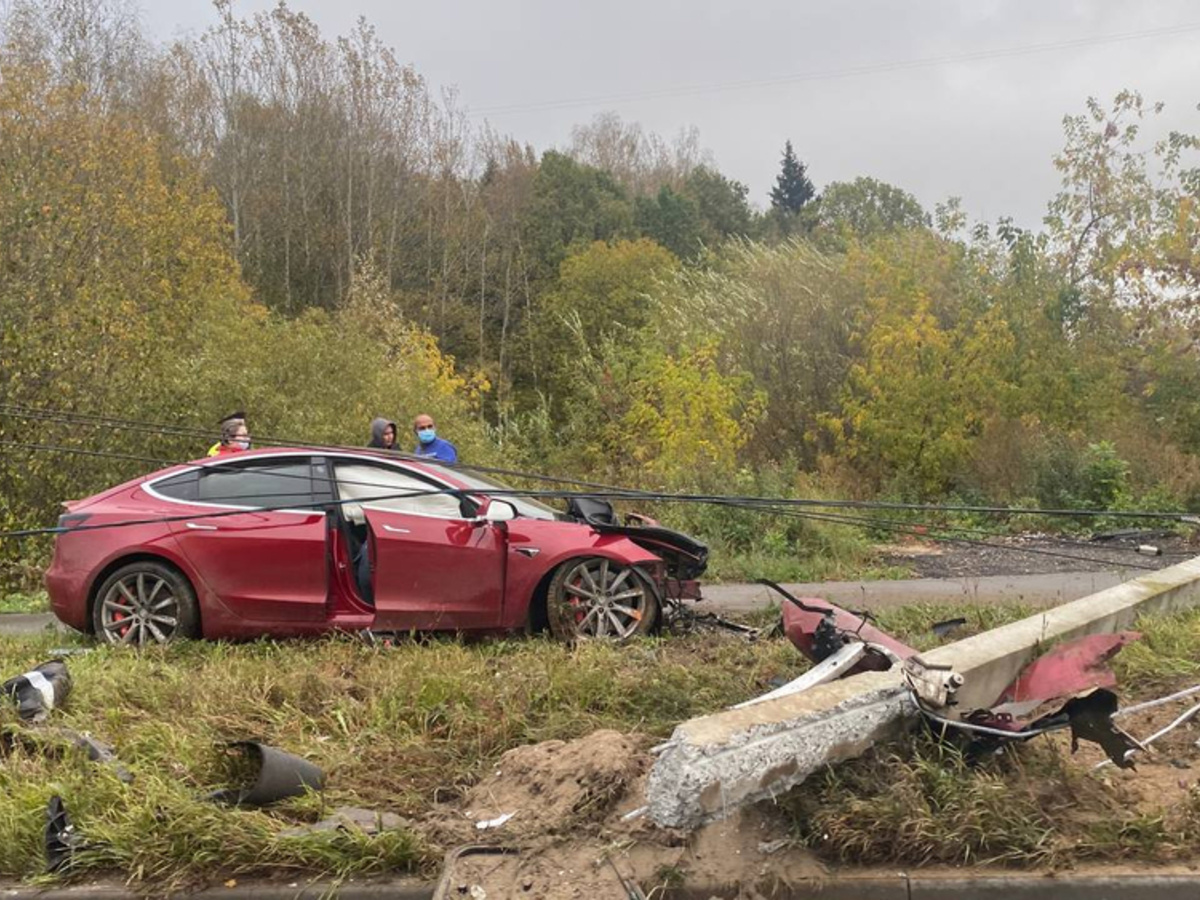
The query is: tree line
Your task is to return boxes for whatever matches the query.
[1,0,1198,582]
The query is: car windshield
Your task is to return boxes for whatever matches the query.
[420,463,560,520]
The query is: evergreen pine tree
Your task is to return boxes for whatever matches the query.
[770,141,815,214]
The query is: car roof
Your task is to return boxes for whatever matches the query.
[176,447,471,489]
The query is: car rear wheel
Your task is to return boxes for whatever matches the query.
[547,557,657,642]
[92,561,199,646]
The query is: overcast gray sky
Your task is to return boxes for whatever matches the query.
[141,1,1200,229]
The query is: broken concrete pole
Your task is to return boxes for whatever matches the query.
[648,555,1200,829]
[649,670,911,828]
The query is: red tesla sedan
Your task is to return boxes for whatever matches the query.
[45,449,707,645]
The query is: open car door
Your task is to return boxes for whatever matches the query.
[332,460,506,632]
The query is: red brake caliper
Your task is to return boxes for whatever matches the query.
[570,575,587,625]
[112,590,131,639]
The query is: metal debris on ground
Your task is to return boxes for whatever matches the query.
[3,726,134,783]
[763,579,916,673]
[1062,689,1145,768]
[474,811,516,831]
[661,600,772,640]
[910,631,1146,767]
[1096,696,1200,770]
[605,854,648,900]
[751,580,1152,769]
[3,659,71,722]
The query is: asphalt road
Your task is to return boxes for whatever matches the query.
[0,569,1133,637]
[701,568,1129,614]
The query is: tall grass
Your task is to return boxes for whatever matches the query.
[0,630,800,884]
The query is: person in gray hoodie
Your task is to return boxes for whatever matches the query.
[367,417,398,451]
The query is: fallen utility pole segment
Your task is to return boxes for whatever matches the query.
[647,555,1200,830]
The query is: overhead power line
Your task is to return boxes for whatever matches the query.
[0,440,1189,570]
[0,403,1195,522]
[469,22,1200,118]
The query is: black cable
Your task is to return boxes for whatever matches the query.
[2,402,1193,521]
[741,504,1162,571]
[711,498,1186,559]
[0,440,460,495]
[0,449,1170,569]
[0,408,1193,571]
[0,438,1189,569]
[0,402,614,491]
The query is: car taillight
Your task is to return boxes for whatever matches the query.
[56,513,91,532]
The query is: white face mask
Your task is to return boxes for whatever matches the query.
[234,438,251,450]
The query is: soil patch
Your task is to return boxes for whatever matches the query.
[1050,682,1200,815]
[430,730,825,898]
[458,729,645,837]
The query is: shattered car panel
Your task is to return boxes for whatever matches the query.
[770,588,1148,768]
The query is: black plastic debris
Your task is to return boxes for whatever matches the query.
[931,617,968,639]
[208,741,325,807]
[1063,689,1145,769]
[45,795,81,873]
[53,729,133,783]
[3,660,71,722]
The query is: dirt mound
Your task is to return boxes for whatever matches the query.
[462,729,645,836]
[428,730,824,898]
[434,805,825,900]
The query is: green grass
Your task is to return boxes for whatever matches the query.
[0,629,801,887]
[1112,609,1200,689]
[781,733,1200,868]
[871,602,1037,651]
[6,603,1199,885]
[0,591,49,614]
[706,551,912,584]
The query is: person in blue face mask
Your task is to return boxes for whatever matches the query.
[412,413,458,463]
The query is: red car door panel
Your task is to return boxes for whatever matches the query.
[169,510,328,624]
[162,456,329,626]
[365,509,505,631]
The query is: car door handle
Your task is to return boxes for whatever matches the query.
[382,525,411,534]
[185,522,219,531]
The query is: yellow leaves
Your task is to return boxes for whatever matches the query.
[834,243,1022,497]
[583,340,765,487]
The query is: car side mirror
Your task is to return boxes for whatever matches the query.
[482,499,517,525]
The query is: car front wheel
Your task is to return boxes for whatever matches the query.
[547,557,658,642]
[92,561,199,646]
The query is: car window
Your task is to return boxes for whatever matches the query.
[153,469,200,502]
[198,459,316,510]
[417,463,559,521]
[335,462,463,518]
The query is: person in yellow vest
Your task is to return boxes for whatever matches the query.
[207,412,251,457]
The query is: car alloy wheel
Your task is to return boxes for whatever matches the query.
[551,557,653,641]
[98,571,183,646]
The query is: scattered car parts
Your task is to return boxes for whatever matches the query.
[3,659,71,722]
[279,806,411,839]
[761,585,1149,768]
[44,795,82,873]
[208,740,325,807]
[3,726,134,783]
